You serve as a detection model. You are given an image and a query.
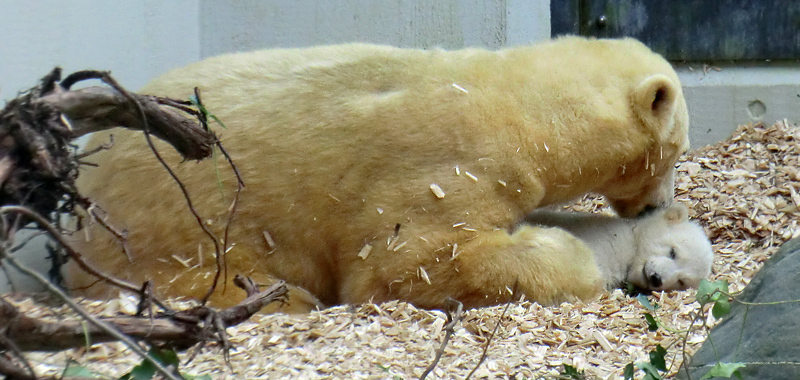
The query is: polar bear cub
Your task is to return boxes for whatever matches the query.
[524,203,713,291]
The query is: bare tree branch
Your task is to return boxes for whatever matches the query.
[37,84,215,161]
[0,68,262,379]
[0,280,287,352]
[97,74,230,305]
[0,253,182,380]
[0,205,158,307]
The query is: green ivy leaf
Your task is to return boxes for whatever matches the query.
[637,294,658,311]
[696,280,716,305]
[635,362,663,380]
[63,365,97,378]
[699,362,746,380]
[712,297,732,319]
[561,364,585,379]
[121,363,155,380]
[120,347,180,380]
[623,362,635,380]
[697,279,729,306]
[644,312,659,332]
[625,282,638,296]
[649,345,668,372]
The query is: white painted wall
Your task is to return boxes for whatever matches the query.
[198,0,549,57]
[0,0,200,99]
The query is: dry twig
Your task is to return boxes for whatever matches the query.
[0,68,255,379]
[0,279,287,352]
[465,281,518,380]
[91,73,244,305]
[0,249,182,380]
[37,70,216,160]
[419,298,464,380]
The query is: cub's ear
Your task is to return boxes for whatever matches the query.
[632,74,680,140]
[663,202,689,225]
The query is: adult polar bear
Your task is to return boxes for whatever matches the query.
[69,36,690,312]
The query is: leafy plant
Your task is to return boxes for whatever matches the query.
[637,294,660,332]
[377,364,404,380]
[189,92,230,200]
[120,347,181,380]
[625,280,746,379]
[624,345,667,380]
[696,280,732,320]
[698,362,746,380]
[120,347,211,380]
[560,364,587,379]
[63,361,100,378]
[189,94,228,130]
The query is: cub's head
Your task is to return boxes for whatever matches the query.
[603,64,690,218]
[626,203,713,291]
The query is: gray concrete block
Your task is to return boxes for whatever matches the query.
[678,63,800,148]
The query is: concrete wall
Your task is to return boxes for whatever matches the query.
[197,0,549,56]
[0,1,200,98]
[677,63,800,148]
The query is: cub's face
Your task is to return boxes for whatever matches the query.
[625,204,714,291]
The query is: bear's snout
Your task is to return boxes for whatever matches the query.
[648,273,662,288]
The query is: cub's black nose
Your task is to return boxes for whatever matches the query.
[649,273,662,288]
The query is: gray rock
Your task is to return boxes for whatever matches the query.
[678,237,800,379]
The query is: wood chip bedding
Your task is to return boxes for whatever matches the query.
[15,121,799,379]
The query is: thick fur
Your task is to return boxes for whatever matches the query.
[67,36,690,312]
[524,203,713,291]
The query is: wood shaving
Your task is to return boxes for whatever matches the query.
[15,121,799,379]
[430,183,446,199]
[357,243,373,260]
[451,83,469,94]
[418,267,432,285]
[262,230,276,250]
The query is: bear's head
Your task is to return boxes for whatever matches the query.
[626,203,713,291]
[601,72,690,218]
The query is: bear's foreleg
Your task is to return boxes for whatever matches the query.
[340,225,604,310]
[446,225,604,308]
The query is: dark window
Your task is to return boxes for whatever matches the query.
[551,0,800,61]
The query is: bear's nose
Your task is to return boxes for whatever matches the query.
[649,273,662,288]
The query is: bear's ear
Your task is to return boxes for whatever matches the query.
[663,203,689,225]
[632,74,679,140]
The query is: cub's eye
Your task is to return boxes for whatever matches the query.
[669,248,676,260]
[677,279,686,288]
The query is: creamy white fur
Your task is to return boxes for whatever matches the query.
[524,203,713,291]
[68,37,690,312]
